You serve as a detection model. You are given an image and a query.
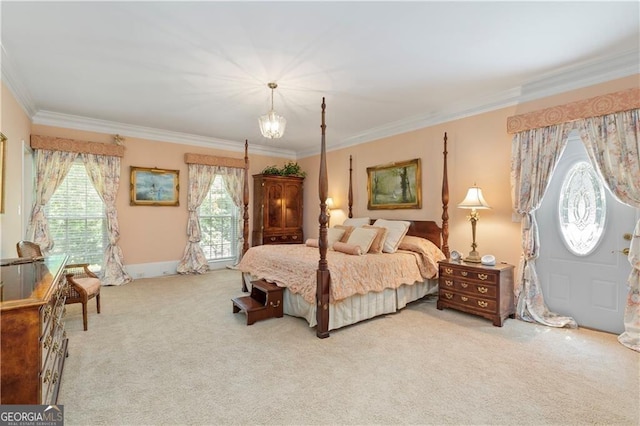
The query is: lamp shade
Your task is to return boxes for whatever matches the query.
[458,186,490,209]
[326,197,335,209]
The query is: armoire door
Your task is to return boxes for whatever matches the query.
[283,181,302,229]
[265,181,284,231]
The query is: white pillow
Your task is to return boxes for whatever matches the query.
[345,227,378,254]
[327,227,346,246]
[373,219,411,253]
[342,217,370,227]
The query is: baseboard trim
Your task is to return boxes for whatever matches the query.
[125,259,235,279]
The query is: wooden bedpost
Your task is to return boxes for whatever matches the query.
[243,139,250,256]
[241,139,250,292]
[316,98,330,339]
[441,132,450,258]
[348,155,353,218]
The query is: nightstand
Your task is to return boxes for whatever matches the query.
[437,260,515,326]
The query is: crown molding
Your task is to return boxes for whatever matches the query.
[1,44,37,117]
[297,49,640,159]
[32,110,296,159]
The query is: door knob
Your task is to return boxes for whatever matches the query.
[619,248,630,256]
[623,233,632,241]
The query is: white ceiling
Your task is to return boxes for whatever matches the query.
[2,1,639,158]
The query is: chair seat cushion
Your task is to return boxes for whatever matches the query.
[74,277,101,296]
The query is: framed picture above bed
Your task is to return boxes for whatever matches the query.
[130,166,179,206]
[367,158,421,210]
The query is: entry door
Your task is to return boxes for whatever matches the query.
[537,133,638,334]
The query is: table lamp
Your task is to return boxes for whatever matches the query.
[457,185,490,263]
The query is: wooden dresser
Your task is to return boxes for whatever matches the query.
[252,174,304,246]
[1,255,69,404]
[437,260,515,327]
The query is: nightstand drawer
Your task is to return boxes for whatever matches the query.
[458,280,497,298]
[440,291,496,313]
[456,269,497,284]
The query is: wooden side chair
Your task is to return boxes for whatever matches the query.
[16,240,101,331]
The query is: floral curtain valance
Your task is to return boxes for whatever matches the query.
[507,88,640,134]
[31,135,125,157]
[184,152,247,169]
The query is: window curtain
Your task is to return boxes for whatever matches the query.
[176,163,217,274]
[511,123,578,328]
[577,109,640,352]
[82,153,132,286]
[26,149,78,251]
[220,166,245,265]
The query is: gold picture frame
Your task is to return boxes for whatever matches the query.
[367,158,422,210]
[130,166,179,206]
[0,133,6,214]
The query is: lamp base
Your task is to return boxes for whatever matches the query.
[464,250,482,263]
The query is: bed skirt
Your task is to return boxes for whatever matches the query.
[242,274,438,330]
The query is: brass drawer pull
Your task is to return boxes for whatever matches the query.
[291,235,298,240]
[43,369,52,384]
[477,286,488,294]
[461,271,468,276]
[461,296,468,302]
[445,280,453,287]
[478,273,489,281]
[444,293,453,300]
[270,237,276,241]
[478,301,488,308]
[270,300,281,308]
[444,267,453,275]
[460,282,468,288]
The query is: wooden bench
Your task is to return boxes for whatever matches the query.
[232,279,283,325]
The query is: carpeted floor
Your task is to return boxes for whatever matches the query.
[58,268,639,425]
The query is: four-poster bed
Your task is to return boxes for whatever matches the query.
[237,98,450,338]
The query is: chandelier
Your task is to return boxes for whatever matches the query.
[258,82,286,139]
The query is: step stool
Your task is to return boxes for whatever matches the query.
[232,279,283,325]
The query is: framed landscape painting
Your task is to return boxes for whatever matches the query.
[130,166,179,206]
[367,158,421,210]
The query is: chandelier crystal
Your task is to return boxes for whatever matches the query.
[259,82,286,139]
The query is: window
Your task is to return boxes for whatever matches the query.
[558,161,606,256]
[46,161,107,269]
[199,175,239,261]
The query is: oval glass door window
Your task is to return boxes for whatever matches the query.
[558,161,606,255]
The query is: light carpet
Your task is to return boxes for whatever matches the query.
[58,268,639,425]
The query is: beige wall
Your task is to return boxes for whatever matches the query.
[29,125,289,266]
[298,74,639,270]
[2,74,638,272]
[1,82,33,258]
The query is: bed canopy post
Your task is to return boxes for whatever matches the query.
[441,132,450,258]
[241,139,250,292]
[316,97,330,339]
[243,139,250,256]
[348,155,353,218]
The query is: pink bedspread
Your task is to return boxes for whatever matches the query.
[235,244,441,304]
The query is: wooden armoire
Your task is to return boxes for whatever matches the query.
[252,174,304,246]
